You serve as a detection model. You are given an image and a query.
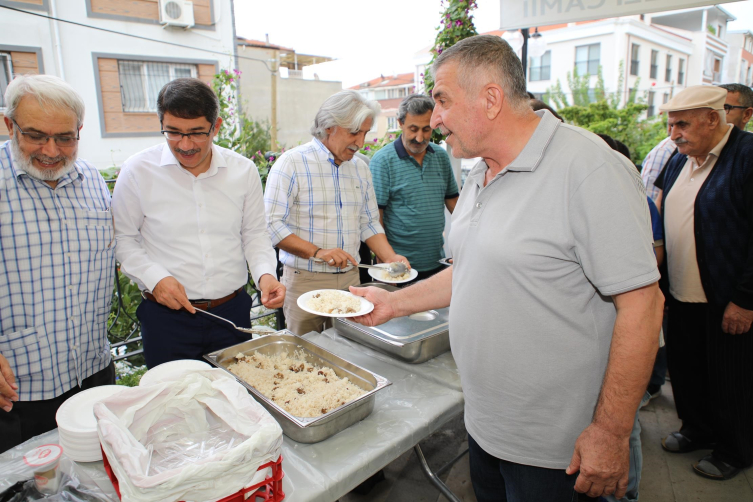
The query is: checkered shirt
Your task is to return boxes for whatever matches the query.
[641,136,676,201]
[264,138,383,272]
[0,141,115,401]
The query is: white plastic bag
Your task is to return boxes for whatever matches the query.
[94,369,282,502]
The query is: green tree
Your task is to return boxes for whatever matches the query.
[212,69,273,161]
[543,61,662,165]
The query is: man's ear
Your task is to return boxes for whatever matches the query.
[744,107,753,127]
[3,116,13,137]
[484,84,504,120]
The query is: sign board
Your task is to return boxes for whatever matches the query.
[500,0,743,31]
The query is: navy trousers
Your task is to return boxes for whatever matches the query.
[666,296,753,468]
[137,289,253,368]
[468,434,577,502]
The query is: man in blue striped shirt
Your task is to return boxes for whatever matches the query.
[264,90,408,335]
[0,75,115,452]
[369,95,459,280]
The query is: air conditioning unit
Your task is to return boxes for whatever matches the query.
[159,0,195,28]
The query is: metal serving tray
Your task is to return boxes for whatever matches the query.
[334,283,451,364]
[204,330,391,443]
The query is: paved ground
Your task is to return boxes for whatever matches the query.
[339,381,753,502]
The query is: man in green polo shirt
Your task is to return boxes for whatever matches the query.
[369,94,459,280]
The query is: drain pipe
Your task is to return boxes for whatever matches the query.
[49,0,66,80]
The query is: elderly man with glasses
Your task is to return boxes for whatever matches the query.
[0,75,116,452]
[112,78,284,368]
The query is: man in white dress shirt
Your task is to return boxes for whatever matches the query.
[112,78,285,368]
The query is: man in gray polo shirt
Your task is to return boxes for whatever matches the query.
[351,35,663,502]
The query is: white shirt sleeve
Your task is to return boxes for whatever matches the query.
[242,161,279,285]
[112,165,171,292]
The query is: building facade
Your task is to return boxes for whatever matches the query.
[235,37,341,149]
[0,0,236,169]
[725,30,753,87]
[351,72,415,139]
[414,6,741,118]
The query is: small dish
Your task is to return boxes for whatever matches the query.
[297,289,374,318]
[367,264,419,284]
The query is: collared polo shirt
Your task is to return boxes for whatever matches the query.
[370,138,458,271]
[448,110,659,469]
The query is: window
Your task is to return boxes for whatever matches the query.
[741,61,748,84]
[713,56,723,83]
[663,92,669,104]
[575,44,600,76]
[665,55,673,82]
[748,66,753,86]
[118,60,197,113]
[650,50,659,79]
[386,117,399,131]
[678,59,685,85]
[0,53,12,109]
[630,44,640,76]
[647,91,655,118]
[529,51,551,81]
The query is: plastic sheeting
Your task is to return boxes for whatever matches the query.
[4,334,464,502]
[95,370,283,502]
[0,430,118,502]
[278,332,464,502]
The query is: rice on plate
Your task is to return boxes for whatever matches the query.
[227,350,365,417]
[380,269,411,281]
[307,290,361,314]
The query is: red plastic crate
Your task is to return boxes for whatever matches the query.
[101,446,284,502]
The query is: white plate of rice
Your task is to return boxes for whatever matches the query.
[367,264,418,284]
[297,289,374,317]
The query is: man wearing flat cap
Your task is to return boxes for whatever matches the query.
[654,85,753,480]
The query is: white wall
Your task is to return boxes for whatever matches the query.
[526,19,692,109]
[0,1,236,169]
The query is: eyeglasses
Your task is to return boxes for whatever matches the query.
[12,119,79,146]
[724,104,749,113]
[160,125,214,143]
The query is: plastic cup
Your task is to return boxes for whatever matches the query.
[24,444,63,493]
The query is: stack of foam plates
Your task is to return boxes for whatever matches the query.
[55,385,124,462]
[139,359,211,387]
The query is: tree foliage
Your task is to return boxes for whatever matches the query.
[543,61,664,165]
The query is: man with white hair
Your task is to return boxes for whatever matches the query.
[654,85,753,481]
[350,35,663,501]
[0,75,115,452]
[264,90,408,335]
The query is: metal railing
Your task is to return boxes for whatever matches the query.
[104,179,284,363]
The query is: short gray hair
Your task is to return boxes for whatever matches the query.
[431,35,529,113]
[718,83,753,108]
[4,74,85,127]
[397,94,435,123]
[311,90,380,140]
